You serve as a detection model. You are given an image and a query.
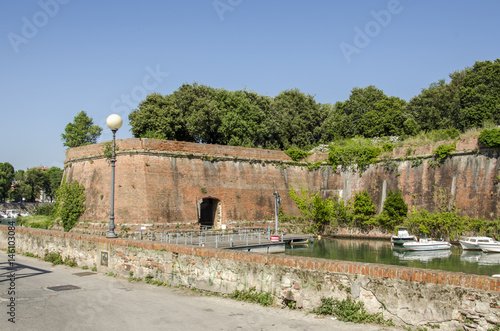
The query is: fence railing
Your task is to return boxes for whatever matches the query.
[132,228,283,248]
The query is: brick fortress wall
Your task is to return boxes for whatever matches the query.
[63,137,500,229]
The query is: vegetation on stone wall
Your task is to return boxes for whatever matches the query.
[327,138,381,172]
[433,143,456,162]
[313,296,394,326]
[52,176,86,232]
[286,186,500,239]
[479,128,500,147]
[284,148,310,161]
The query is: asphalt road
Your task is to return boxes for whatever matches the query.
[0,252,403,331]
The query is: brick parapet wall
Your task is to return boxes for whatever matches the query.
[65,138,292,162]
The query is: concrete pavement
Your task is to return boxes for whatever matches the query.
[0,251,403,331]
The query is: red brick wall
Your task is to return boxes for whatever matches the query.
[63,138,500,226]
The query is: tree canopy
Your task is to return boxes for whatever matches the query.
[8,166,63,202]
[0,163,14,202]
[61,111,102,148]
[127,59,500,151]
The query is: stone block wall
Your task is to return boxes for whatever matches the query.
[1,226,499,330]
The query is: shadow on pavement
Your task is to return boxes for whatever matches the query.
[0,261,52,283]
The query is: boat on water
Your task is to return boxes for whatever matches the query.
[478,241,500,253]
[403,238,452,251]
[391,227,416,246]
[459,236,495,250]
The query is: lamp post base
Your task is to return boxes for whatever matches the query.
[106,231,118,238]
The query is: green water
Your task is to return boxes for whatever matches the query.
[0,218,16,226]
[285,238,500,276]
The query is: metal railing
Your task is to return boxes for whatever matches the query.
[132,228,283,248]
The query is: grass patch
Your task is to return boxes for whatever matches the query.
[228,287,274,307]
[43,250,78,267]
[16,215,53,229]
[313,297,394,326]
[44,251,64,265]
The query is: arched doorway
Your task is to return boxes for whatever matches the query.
[198,198,221,229]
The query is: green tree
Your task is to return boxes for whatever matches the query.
[334,86,406,138]
[0,162,14,202]
[24,168,47,202]
[216,89,273,148]
[459,59,500,130]
[43,167,64,201]
[53,176,86,232]
[272,89,325,149]
[10,170,29,201]
[61,111,103,148]
[352,190,376,228]
[405,74,463,132]
[378,189,408,230]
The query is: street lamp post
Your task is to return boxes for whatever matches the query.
[106,114,123,238]
[272,191,280,235]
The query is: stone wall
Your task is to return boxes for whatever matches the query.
[2,225,499,330]
[63,137,500,229]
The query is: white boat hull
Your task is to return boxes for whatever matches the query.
[403,240,451,251]
[479,242,500,253]
[459,237,495,250]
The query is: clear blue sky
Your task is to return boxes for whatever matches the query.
[1,0,499,171]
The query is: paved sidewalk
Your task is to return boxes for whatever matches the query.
[0,252,403,331]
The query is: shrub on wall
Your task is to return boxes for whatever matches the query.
[327,138,381,172]
[284,148,310,161]
[478,128,500,147]
[433,143,456,162]
[53,176,86,232]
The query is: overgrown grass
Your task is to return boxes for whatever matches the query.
[313,297,394,326]
[228,287,274,307]
[16,215,53,229]
[43,250,78,267]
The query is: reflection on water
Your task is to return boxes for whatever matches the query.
[461,251,500,265]
[285,237,499,276]
[393,249,452,262]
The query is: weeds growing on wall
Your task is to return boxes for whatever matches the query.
[228,287,274,307]
[327,138,381,172]
[285,148,310,161]
[433,143,456,162]
[313,297,394,326]
[285,186,499,239]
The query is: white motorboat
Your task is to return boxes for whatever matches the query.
[478,241,500,253]
[403,238,452,251]
[5,210,19,218]
[459,236,495,250]
[391,227,416,246]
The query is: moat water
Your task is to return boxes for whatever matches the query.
[284,237,500,277]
